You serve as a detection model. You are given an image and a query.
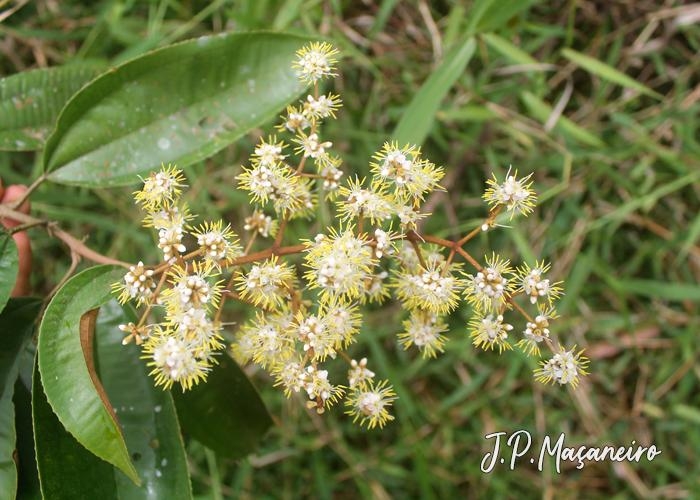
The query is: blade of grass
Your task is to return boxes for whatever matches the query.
[520,91,605,147]
[561,48,663,99]
[393,38,475,146]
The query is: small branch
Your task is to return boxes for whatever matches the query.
[508,298,534,323]
[8,220,47,234]
[453,247,482,272]
[153,248,203,274]
[454,224,483,249]
[215,270,239,324]
[40,249,81,319]
[294,156,308,175]
[243,232,257,255]
[224,291,276,313]
[409,230,452,249]
[0,204,130,267]
[137,270,170,328]
[9,173,47,210]
[408,238,428,270]
[230,244,307,266]
[272,217,289,249]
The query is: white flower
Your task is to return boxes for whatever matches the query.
[394,262,463,314]
[145,333,209,390]
[244,211,277,238]
[176,274,211,306]
[253,137,286,166]
[398,311,447,358]
[192,221,240,266]
[237,257,295,308]
[394,204,427,232]
[119,261,155,303]
[304,366,344,414]
[345,380,397,429]
[272,360,308,396]
[134,165,186,209]
[320,164,343,191]
[535,346,589,388]
[483,167,536,218]
[304,230,376,301]
[278,105,310,132]
[293,42,339,83]
[158,226,186,262]
[347,358,375,388]
[296,314,337,361]
[518,261,562,305]
[468,313,513,353]
[374,229,393,258]
[297,132,332,159]
[464,254,513,312]
[303,94,341,119]
[337,178,393,224]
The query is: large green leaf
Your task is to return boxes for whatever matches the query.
[0,62,104,151]
[34,297,194,499]
[173,353,272,459]
[44,32,313,187]
[393,38,475,147]
[0,298,41,499]
[37,265,140,484]
[33,362,117,500]
[0,230,19,313]
[95,300,192,499]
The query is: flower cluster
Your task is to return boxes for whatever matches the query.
[114,42,589,431]
[113,167,240,389]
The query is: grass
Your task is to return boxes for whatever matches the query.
[2,0,699,497]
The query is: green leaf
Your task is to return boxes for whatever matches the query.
[616,279,700,302]
[466,0,540,34]
[33,361,117,500]
[37,265,140,484]
[95,300,192,499]
[34,297,194,499]
[173,353,272,459]
[561,48,662,99]
[481,33,537,65]
[393,38,475,146]
[44,32,313,187]
[520,91,605,148]
[13,378,40,500]
[0,298,41,499]
[0,62,104,151]
[0,230,19,313]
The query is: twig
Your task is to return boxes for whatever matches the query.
[8,220,47,234]
[41,249,81,318]
[0,204,130,267]
[408,238,429,270]
[9,173,47,210]
[137,270,170,328]
[272,216,289,249]
[232,244,307,266]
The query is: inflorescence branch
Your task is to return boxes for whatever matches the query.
[110,41,589,430]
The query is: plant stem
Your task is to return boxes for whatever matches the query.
[137,270,170,328]
[9,173,47,210]
[0,204,130,267]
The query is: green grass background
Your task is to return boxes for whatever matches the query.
[2,0,699,498]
